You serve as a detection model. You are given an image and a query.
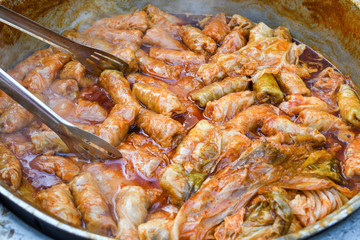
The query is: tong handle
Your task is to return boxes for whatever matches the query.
[0,5,76,55]
[0,69,69,132]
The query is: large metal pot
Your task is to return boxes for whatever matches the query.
[1,0,360,239]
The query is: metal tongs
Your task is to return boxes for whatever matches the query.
[0,69,122,160]
[0,5,129,75]
[0,6,125,160]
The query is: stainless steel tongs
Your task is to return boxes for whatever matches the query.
[0,69,122,160]
[0,5,129,75]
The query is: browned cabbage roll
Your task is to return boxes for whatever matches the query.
[37,183,81,227]
[279,95,328,116]
[132,83,186,117]
[136,109,186,148]
[254,73,284,104]
[274,26,292,42]
[344,137,360,178]
[127,73,170,89]
[149,47,205,66]
[222,104,278,134]
[99,70,141,109]
[97,104,137,146]
[144,4,185,26]
[136,49,182,80]
[119,143,164,179]
[0,91,14,115]
[115,186,150,240]
[338,84,360,128]
[202,13,230,44]
[215,28,249,55]
[23,53,71,92]
[228,14,255,30]
[31,155,80,182]
[109,48,138,73]
[74,99,108,123]
[248,22,274,43]
[261,115,326,144]
[50,79,79,100]
[7,48,53,82]
[204,91,255,123]
[0,142,22,190]
[297,109,355,143]
[70,172,117,236]
[92,10,149,32]
[31,130,69,153]
[143,26,186,50]
[275,68,310,95]
[0,102,36,133]
[189,76,249,107]
[59,60,89,87]
[172,120,214,165]
[83,27,143,46]
[179,25,217,55]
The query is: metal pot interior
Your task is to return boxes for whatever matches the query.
[1,0,360,239]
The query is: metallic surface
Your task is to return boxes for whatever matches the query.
[1,0,360,239]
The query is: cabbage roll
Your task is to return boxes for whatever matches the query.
[279,95,328,116]
[97,104,137,146]
[228,14,255,30]
[0,101,36,133]
[0,142,22,190]
[297,109,354,143]
[289,188,347,227]
[275,68,310,95]
[202,13,230,44]
[179,25,217,55]
[132,83,186,117]
[0,91,14,115]
[127,73,170,89]
[92,11,149,32]
[338,84,360,128]
[84,162,136,204]
[31,155,80,182]
[84,27,143,46]
[149,47,205,66]
[74,99,108,123]
[2,132,34,157]
[70,172,117,236]
[274,26,292,42]
[215,28,249,55]
[196,62,227,85]
[248,22,274,43]
[261,115,326,144]
[223,104,279,133]
[110,48,138,73]
[138,219,172,240]
[50,79,79,100]
[310,67,346,112]
[188,128,252,174]
[144,4,185,26]
[143,26,186,50]
[189,76,249,107]
[204,90,255,123]
[47,96,75,119]
[172,120,214,165]
[99,70,141,109]
[136,49,182,80]
[59,60,88,87]
[31,130,69,153]
[7,48,53,82]
[119,143,164,179]
[136,109,186,148]
[344,137,360,178]
[37,183,81,227]
[115,186,150,240]
[23,53,71,92]
[253,73,284,104]
[160,164,189,206]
